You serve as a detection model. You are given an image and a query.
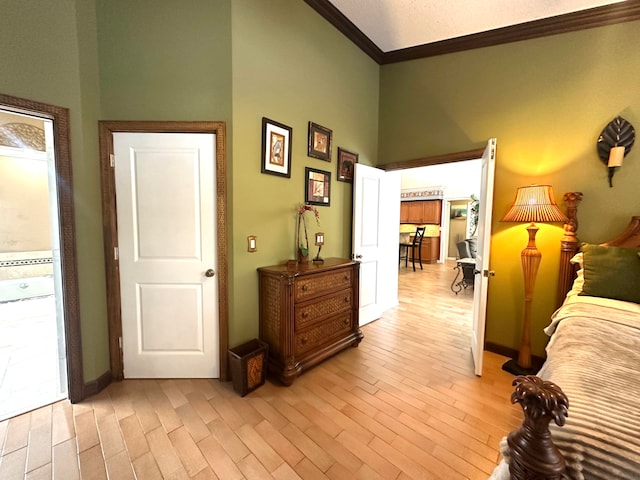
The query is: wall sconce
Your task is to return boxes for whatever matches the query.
[596,116,635,187]
[313,232,324,263]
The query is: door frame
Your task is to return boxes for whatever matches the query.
[0,93,84,402]
[99,121,229,381]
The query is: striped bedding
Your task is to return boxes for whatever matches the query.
[491,295,640,480]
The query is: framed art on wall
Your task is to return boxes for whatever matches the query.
[261,117,292,177]
[337,147,358,182]
[307,122,332,161]
[304,167,331,206]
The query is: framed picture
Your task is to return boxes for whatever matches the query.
[304,167,331,206]
[337,147,358,182]
[261,117,292,177]
[307,122,332,161]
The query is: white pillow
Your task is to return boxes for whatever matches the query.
[567,252,584,296]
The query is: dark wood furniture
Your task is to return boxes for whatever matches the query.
[400,199,442,224]
[257,258,363,385]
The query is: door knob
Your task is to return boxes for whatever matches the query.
[354,254,363,259]
[205,269,215,277]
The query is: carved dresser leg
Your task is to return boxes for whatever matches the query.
[507,375,569,480]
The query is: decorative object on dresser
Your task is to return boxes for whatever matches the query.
[596,116,635,187]
[313,232,324,263]
[296,203,320,263]
[307,121,332,161]
[337,147,358,182]
[501,185,567,376]
[257,258,362,385]
[261,117,292,178]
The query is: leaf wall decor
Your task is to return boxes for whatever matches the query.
[596,116,635,163]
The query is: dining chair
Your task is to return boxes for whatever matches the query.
[399,226,426,271]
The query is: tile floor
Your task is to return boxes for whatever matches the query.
[0,296,66,421]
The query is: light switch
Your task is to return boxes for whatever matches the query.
[248,235,257,252]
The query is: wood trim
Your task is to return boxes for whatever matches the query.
[0,93,84,403]
[603,215,640,247]
[306,1,640,65]
[83,370,112,398]
[381,147,486,171]
[303,0,384,64]
[98,121,230,382]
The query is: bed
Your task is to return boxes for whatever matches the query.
[491,194,640,480]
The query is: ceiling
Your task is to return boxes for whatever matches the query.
[304,0,640,64]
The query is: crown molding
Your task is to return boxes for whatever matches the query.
[303,0,385,63]
[305,1,640,65]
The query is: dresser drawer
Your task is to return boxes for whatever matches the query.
[295,268,352,302]
[295,312,352,356]
[295,289,352,330]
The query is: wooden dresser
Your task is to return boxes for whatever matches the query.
[257,258,363,385]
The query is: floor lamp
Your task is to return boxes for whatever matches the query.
[501,185,567,376]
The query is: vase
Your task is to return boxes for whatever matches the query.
[297,248,309,263]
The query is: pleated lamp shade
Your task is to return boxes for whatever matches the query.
[502,185,568,223]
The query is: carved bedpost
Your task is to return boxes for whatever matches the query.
[507,376,569,480]
[556,192,583,306]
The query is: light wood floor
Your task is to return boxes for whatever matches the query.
[0,261,522,479]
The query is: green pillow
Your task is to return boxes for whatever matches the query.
[580,244,640,304]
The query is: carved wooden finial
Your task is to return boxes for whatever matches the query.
[557,192,583,306]
[562,192,583,235]
[507,376,569,480]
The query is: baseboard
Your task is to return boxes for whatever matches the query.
[83,370,112,400]
[485,342,545,370]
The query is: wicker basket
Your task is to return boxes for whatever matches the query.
[228,339,269,396]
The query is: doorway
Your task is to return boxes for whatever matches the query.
[99,121,229,381]
[0,94,83,418]
[374,141,496,375]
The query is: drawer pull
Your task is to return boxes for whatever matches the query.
[302,311,309,319]
[301,284,309,292]
[344,319,350,325]
[344,297,349,303]
[300,337,308,345]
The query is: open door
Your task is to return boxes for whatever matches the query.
[471,138,497,376]
[352,164,401,326]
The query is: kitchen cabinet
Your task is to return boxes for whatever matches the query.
[421,236,440,263]
[407,235,440,264]
[400,200,442,224]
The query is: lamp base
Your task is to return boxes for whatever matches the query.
[501,359,538,376]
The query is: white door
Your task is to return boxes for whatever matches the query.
[114,132,219,378]
[352,164,401,326]
[471,138,497,376]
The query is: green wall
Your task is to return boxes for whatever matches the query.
[230,0,379,345]
[0,0,107,380]
[378,21,640,356]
